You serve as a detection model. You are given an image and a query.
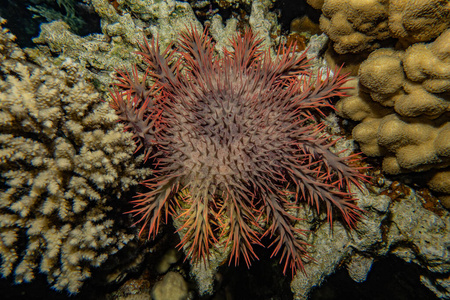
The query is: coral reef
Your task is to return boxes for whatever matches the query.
[27,0,87,34]
[151,271,189,300]
[0,21,150,293]
[208,0,280,56]
[23,0,314,294]
[319,0,391,54]
[110,24,367,281]
[296,2,450,298]
[287,118,450,299]
[388,0,450,46]
[32,0,280,91]
[316,0,450,54]
[306,0,325,10]
[248,0,280,51]
[4,0,448,298]
[336,29,450,205]
[0,0,101,48]
[291,172,450,299]
[32,0,202,91]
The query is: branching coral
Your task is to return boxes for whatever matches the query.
[0,22,150,293]
[110,27,367,274]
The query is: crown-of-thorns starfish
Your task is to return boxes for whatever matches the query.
[110,27,368,275]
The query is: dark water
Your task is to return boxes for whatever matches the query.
[0,254,440,300]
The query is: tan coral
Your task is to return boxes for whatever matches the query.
[319,0,390,54]
[388,0,450,46]
[306,0,325,10]
[377,115,449,173]
[403,29,450,94]
[336,29,450,201]
[396,82,448,118]
[319,0,450,54]
[0,25,150,293]
[351,118,387,157]
[336,77,392,122]
[427,168,450,209]
[357,48,404,106]
[428,169,450,196]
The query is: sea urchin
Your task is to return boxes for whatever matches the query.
[110,27,367,275]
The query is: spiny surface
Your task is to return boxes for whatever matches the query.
[110,28,367,274]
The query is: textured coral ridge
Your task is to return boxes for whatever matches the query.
[0,21,149,293]
[111,28,367,274]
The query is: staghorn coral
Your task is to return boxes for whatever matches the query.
[109,27,367,275]
[0,22,150,293]
[336,29,450,206]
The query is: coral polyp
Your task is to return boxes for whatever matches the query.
[110,27,366,274]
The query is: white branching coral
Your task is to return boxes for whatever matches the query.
[0,21,150,293]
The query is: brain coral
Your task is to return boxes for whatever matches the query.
[336,29,450,205]
[0,22,150,293]
[318,0,450,54]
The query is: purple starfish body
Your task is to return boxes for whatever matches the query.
[110,27,367,275]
